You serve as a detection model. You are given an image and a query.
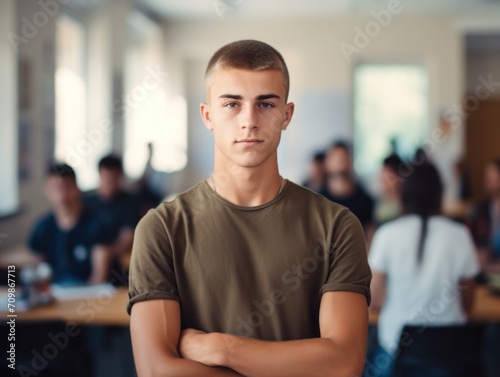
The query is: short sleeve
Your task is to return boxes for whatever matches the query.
[455,226,481,280]
[127,209,179,315]
[368,226,389,273]
[320,210,372,305]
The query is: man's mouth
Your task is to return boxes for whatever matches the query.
[236,138,264,145]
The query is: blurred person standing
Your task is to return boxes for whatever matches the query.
[321,141,374,231]
[467,158,500,274]
[28,163,113,285]
[85,155,141,272]
[368,162,480,377]
[302,151,326,193]
[374,153,404,225]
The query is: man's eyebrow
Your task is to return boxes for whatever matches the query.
[217,93,281,100]
[256,93,281,101]
[218,94,243,100]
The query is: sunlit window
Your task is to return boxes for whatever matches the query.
[353,64,428,176]
[0,0,18,216]
[123,11,187,179]
[55,15,88,188]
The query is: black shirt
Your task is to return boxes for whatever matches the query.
[28,209,114,284]
[320,183,374,228]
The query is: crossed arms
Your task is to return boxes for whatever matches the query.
[130,291,368,377]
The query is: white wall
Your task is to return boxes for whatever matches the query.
[164,15,465,194]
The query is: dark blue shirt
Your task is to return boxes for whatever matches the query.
[84,190,140,241]
[28,209,114,285]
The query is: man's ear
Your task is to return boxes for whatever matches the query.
[282,102,295,130]
[200,103,213,131]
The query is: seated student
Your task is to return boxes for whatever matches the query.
[84,155,140,270]
[321,141,375,231]
[368,162,480,377]
[467,158,500,274]
[374,153,404,225]
[302,151,326,193]
[28,163,113,285]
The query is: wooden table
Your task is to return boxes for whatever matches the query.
[1,287,130,326]
[369,286,500,324]
[1,285,499,327]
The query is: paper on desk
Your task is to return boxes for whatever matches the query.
[51,283,117,301]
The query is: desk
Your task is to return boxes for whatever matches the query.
[2,286,499,326]
[369,286,500,324]
[0,287,130,326]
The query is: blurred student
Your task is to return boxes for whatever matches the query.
[85,155,140,270]
[468,158,500,273]
[368,162,479,376]
[374,153,404,225]
[134,143,163,217]
[302,151,326,193]
[321,141,374,230]
[28,163,113,285]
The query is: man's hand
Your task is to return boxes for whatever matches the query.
[179,328,231,367]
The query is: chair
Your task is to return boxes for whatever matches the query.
[392,324,485,377]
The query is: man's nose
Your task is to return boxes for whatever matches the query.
[239,105,258,130]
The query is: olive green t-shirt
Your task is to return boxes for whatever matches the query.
[127,180,371,341]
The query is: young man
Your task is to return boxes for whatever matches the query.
[128,40,371,377]
[321,141,374,231]
[28,163,113,285]
[85,155,140,269]
[468,158,500,273]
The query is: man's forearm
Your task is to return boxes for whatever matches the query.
[140,357,244,377]
[191,333,362,377]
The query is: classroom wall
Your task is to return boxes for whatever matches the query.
[164,15,465,197]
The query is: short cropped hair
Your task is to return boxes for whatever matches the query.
[204,40,290,101]
[383,153,403,172]
[47,162,77,182]
[98,155,123,172]
[329,140,352,156]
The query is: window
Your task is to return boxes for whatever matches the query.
[0,0,19,216]
[123,11,187,179]
[55,14,112,190]
[353,64,428,177]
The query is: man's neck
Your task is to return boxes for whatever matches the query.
[211,159,284,207]
[54,203,83,231]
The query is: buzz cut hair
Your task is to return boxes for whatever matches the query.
[204,39,290,101]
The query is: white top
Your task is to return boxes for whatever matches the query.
[369,215,480,353]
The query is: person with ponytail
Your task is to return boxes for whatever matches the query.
[366,161,480,377]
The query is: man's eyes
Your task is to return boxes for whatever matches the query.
[258,102,275,109]
[223,102,275,109]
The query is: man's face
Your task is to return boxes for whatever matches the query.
[201,68,294,170]
[325,147,354,197]
[485,163,500,196]
[45,176,80,209]
[99,168,122,199]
